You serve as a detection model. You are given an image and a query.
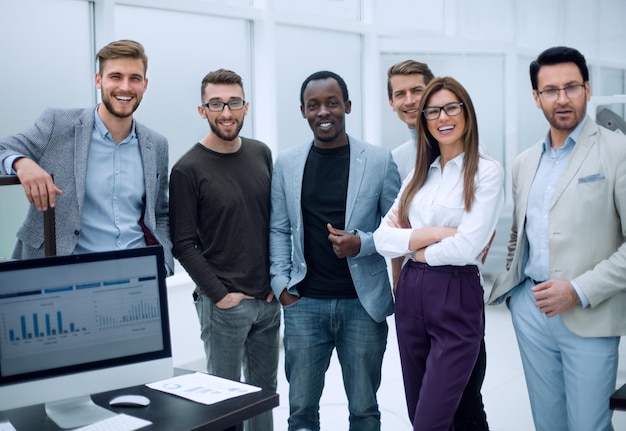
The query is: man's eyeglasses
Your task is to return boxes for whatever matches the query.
[202,99,246,112]
[537,84,585,102]
[423,102,464,120]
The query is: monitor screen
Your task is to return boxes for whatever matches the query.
[0,246,172,418]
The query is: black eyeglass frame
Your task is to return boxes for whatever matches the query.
[202,99,246,112]
[422,102,464,120]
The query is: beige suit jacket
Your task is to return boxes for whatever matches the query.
[488,119,626,337]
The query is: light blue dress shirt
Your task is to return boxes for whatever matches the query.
[524,116,589,306]
[73,107,146,254]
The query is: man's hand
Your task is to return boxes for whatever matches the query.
[327,223,361,258]
[532,279,580,317]
[215,292,253,309]
[278,289,300,306]
[265,290,275,303]
[14,158,62,211]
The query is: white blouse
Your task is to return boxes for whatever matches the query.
[374,152,504,267]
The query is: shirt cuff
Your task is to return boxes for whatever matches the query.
[570,279,590,308]
[3,154,23,174]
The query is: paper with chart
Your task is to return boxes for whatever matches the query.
[146,372,261,405]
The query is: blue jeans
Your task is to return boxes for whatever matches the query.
[195,292,281,431]
[283,297,388,431]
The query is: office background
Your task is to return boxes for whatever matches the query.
[2,1,626,429]
[1,0,626,260]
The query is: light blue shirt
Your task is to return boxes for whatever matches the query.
[524,116,589,306]
[73,106,146,254]
[2,154,20,173]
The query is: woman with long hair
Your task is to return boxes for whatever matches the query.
[374,76,504,430]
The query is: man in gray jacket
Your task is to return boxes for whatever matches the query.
[0,39,173,274]
[270,70,400,431]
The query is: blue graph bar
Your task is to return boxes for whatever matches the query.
[57,311,63,334]
[10,311,80,340]
[20,315,26,340]
[33,313,39,337]
[99,300,159,326]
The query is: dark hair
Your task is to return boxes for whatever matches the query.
[200,69,244,102]
[529,46,589,90]
[387,60,434,100]
[97,39,148,75]
[300,71,349,106]
[398,76,480,222]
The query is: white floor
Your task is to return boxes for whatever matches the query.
[172,272,626,431]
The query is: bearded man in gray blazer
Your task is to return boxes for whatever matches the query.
[488,46,626,431]
[0,39,173,274]
[270,71,400,431]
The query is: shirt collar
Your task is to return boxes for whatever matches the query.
[93,104,137,143]
[542,115,588,153]
[430,151,465,169]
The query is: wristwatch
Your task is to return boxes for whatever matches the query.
[409,250,417,262]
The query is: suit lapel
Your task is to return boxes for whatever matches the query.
[517,144,543,227]
[551,123,596,209]
[137,126,156,206]
[74,109,95,214]
[290,143,311,212]
[508,144,543,280]
[345,137,365,228]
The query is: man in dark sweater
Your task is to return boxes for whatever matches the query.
[270,71,401,431]
[169,69,280,431]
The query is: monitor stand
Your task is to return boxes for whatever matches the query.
[44,396,116,429]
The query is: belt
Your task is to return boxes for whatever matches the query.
[407,261,479,274]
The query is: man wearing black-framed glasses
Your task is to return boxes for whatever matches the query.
[489,46,626,431]
[169,69,280,431]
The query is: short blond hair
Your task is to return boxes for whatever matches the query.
[96,39,148,75]
[387,60,434,100]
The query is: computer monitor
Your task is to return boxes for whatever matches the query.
[0,246,173,428]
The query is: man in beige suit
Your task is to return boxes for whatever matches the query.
[488,46,626,431]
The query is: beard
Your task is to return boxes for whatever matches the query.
[541,99,586,134]
[101,92,142,119]
[548,112,583,132]
[209,119,244,141]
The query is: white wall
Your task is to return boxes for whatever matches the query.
[0,0,93,259]
[1,1,626,426]
[1,0,625,258]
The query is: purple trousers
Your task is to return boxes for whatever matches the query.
[395,261,484,431]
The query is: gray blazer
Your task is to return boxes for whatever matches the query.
[0,107,174,275]
[269,135,401,323]
[488,119,626,337]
